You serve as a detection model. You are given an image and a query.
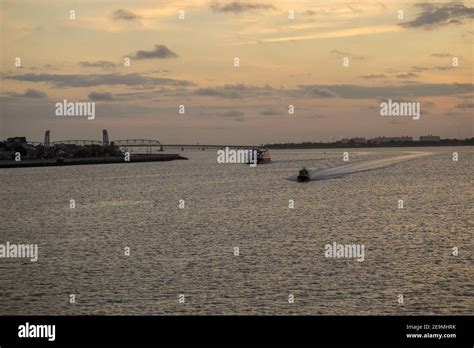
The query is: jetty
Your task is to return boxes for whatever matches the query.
[0,154,187,169]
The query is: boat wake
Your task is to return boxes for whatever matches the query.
[288,152,432,181]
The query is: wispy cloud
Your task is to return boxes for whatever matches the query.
[210,1,276,14]
[236,25,401,45]
[360,74,387,80]
[6,88,47,98]
[193,83,473,100]
[456,102,474,109]
[298,83,472,99]
[431,52,452,57]
[88,92,114,101]
[4,73,192,87]
[79,61,117,69]
[395,73,418,79]
[216,110,245,117]
[411,65,456,72]
[400,2,474,29]
[194,84,274,99]
[303,86,338,98]
[260,108,282,115]
[330,49,365,60]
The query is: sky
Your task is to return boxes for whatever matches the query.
[0,0,473,144]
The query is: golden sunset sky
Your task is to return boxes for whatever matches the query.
[1,0,472,144]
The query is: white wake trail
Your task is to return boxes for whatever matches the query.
[289,152,432,181]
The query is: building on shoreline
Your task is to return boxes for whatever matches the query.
[371,136,413,144]
[0,137,37,160]
[419,135,441,142]
[0,136,122,161]
[341,137,367,144]
[264,134,473,149]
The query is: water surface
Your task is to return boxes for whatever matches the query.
[0,147,472,315]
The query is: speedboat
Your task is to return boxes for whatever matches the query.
[297,167,311,182]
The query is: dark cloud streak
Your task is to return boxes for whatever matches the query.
[210,1,276,14]
[4,73,192,87]
[88,92,114,101]
[79,61,117,68]
[112,9,141,21]
[131,45,178,60]
[400,2,474,29]
[6,88,47,98]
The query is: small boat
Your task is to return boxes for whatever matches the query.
[246,148,271,164]
[256,148,271,164]
[297,167,311,182]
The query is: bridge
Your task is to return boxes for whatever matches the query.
[48,141,254,152]
[26,130,256,153]
[52,140,102,145]
[49,139,165,154]
[51,139,163,146]
[161,144,255,150]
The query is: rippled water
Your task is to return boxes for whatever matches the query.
[0,147,472,315]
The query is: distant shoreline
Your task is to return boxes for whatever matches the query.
[0,154,187,169]
[265,139,474,149]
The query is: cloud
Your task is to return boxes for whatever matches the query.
[299,83,472,99]
[79,61,117,68]
[303,86,338,98]
[410,66,426,72]
[210,1,276,14]
[27,64,57,71]
[457,94,474,99]
[24,89,47,98]
[194,84,274,99]
[330,49,365,60]
[411,65,456,72]
[88,92,114,101]
[111,9,141,21]
[6,88,47,98]
[194,83,472,100]
[195,87,223,97]
[422,101,435,108]
[4,73,192,87]
[395,72,418,79]
[131,45,178,60]
[198,109,245,121]
[345,3,364,14]
[260,108,281,116]
[400,80,421,84]
[306,113,325,119]
[456,102,474,109]
[238,25,400,45]
[217,110,244,117]
[400,2,474,29]
[433,66,456,71]
[360,74,387,79]
[431,52,452,57]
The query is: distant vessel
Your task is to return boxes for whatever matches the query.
[245,148,271,164]
[253,148,271,164]
[297,167,310,182]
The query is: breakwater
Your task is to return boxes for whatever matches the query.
[0,154,187,169]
